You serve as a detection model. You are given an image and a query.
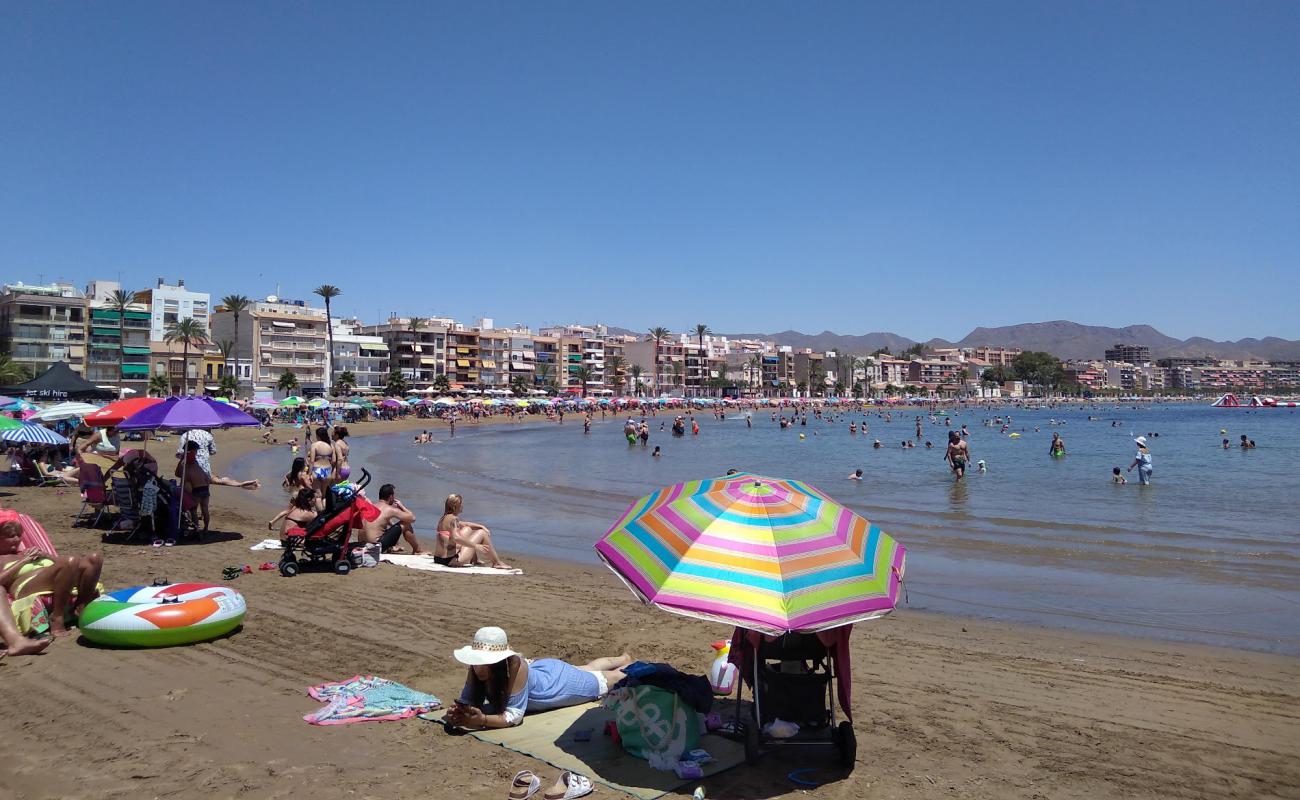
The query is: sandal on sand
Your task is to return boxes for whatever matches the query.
[543,772,593,800]
[508,771,541,800]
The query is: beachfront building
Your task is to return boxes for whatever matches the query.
[907,358,966,390]
[0,281,89,381]
[1104,343,1152,365]
[1064,361,1108,391]
[477,327,510,392]
[965,346,1022,367]
[622,337,686,396]
[540,325,614,396]
[148,339,211,396]
[875,357,910,391]
[136,279,210,343]
[330,320,390,393]
[84,289,152,396]
[211,297,329,398]
[531,335,560,393]
[506,329,537,391]
[359,317,449,391]
[445,327,481,391]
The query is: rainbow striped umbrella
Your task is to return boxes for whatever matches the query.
[595,472,906,634]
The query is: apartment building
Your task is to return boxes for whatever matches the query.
[477,329,511,390]
[331,320,390,392]
[85,299,152,394]
[907,358,965,387]
[622,337,685,396]
[359,317,448,390]
[505,330,537,390]
[0,282,88,379]
[966,346,1022,367]
[876,357,910,388]
[211,297,328,397]
[136,279,210,342]
[1104,343,1152,364]
[445,328,481,390]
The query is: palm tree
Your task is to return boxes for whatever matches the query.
[216,338,235,383]
[605,354,625,395]
[148,374,170,397]
[629,364,643,396]
[405,317,427,379]
[670,360,684,394]
[336,370,357,395]
[218,373,239,398]
[797,380,808,397]
[219,294,251,391]
[809,363,826,398]
[853,356,874,398]
[431,373,451,395]
[163,317,209,396]
[647,327,670,396]
[107,288,142,394]
[573,365,592,398]
[0,354,29,385]
[313,285,342,392]
[509,375,529,397]
[277,370,299,395]
[535,362,553,393]
[385,368,409,397]
[747,354,763,396]
[693,323,711,397]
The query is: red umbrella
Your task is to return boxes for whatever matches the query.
[84,397,164,427]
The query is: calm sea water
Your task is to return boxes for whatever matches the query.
[236,404,1300,654]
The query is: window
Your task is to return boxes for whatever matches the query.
[164,312,179,325]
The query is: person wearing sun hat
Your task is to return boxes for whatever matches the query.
[443,626,633,732]
[1127,435,1153,485]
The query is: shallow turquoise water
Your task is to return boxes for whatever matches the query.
[236,403,1300,654]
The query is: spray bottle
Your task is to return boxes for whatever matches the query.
[708,640,738,696]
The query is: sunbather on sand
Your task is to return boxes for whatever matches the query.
[444,626,632,730]
[0,511,102,638]
[435,493,510,569]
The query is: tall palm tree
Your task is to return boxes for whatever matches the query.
[107,288,142,395]
[216,339,235,381]
[535,362,553,393]
[604,354,625,395]
[692,323,711,398]
[670,360,684,394]
[647,326,670,396]
[313,285,342,392]
[406,317,426,380]
[219,294,251,391]
[629,364,643,397]
[0,354,30,385]
[148,374,169,397]
[573,365,592,398]
[277,370,299,395]
[748,354,763,396]
[163,317,209,396]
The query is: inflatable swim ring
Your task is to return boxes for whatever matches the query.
[79,583,246,648]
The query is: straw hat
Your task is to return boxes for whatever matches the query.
[1134,436,1148,447]
[453,626,518,665]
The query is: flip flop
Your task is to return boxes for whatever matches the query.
[152,539,164,548]
[508,770,541,800]
[222,567,241,580]
[258,562,276,570]
[542,772,593,800]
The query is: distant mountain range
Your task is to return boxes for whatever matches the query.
[608,322,1300,361]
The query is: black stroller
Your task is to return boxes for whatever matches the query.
[731,629,856,767]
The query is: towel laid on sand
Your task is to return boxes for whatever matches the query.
[305,675,441,725]
[381,553,523,575]
[249,539,283,551]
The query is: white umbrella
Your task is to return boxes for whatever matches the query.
[28,401,101,422]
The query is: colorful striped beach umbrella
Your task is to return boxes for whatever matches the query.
[595,472,906,635]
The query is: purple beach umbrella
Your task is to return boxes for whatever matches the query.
[117,396,259,431]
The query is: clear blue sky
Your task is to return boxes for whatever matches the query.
[3,3,1297,342]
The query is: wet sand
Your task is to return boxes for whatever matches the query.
[3,418,1298,800]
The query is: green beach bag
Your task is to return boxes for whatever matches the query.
[606,684,702,765]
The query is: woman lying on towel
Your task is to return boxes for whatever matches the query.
[443,627,633,730]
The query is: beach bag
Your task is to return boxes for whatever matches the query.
[10,594,50,636]
[605,685,702,768]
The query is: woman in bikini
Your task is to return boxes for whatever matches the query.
[309,427,335,498]
[331,426,351,483]
[267,488,320,536]
[0,511,103,638]
[436,494,511,569]
[281,457,312,496]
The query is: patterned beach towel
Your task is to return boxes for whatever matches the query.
[305,675,442,726]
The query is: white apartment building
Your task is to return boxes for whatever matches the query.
[138,279,210,342]
[331,320,390,392]
[211,297,328,397]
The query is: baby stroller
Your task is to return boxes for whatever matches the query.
[731,629,856,768]
[279,469,372,577]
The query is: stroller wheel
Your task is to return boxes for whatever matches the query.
[836,721,856,768]
[279,560,299,577]
[744,721,761,764]
[334,559,351,576]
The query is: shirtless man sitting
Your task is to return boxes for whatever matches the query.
[372,484,428,554]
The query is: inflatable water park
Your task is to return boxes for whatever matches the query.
[1210,393,1298,408]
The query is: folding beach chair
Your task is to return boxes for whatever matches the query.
[16,510,58,556]
[24,458,63,487]
[107,477,146,542]
[75,461,110,528]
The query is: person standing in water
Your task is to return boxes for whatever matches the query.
[1049,432,1065,456]
[309,427,335,498]
[945,430,969,480]
[1128,436,1153,485]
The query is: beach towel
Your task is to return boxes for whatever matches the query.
[435,702,743,800]
[304,675,441,726]
[249,539,284,551]
[380,553,523,575]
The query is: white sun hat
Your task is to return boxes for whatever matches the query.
[1134,436,1148,447]
[453,626,518,665]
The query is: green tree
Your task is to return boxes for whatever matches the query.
[277,370,299,395]
[809,362,826,397]
[219,294,251,391]
[313,285,342,391]
[386,368,410,397]
[1011,351,1064,394]
[509,374,529,397]
[670,360,684,393]
[647,327,671,395]
[163,317,209,396]
[747,354,763,395]
[796,380,808,397]
[628,363,643,396]
[334,370,357,396]
[573,365,592,398]
[148,373,170,397]
[431,373,451,394]
[605,354,625,395]
[107,288,143,395]
[853,356,875,397]
[215,338,235,388]
[0,355,30,385]
[693,323,711,397]
[901,343,925,359]
[218,373,239,398]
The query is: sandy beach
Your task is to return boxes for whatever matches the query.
[3,418,1299,800]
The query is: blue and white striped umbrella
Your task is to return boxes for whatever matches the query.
[0,423,71,446]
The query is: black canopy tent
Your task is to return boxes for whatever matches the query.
[0,361,116,401]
